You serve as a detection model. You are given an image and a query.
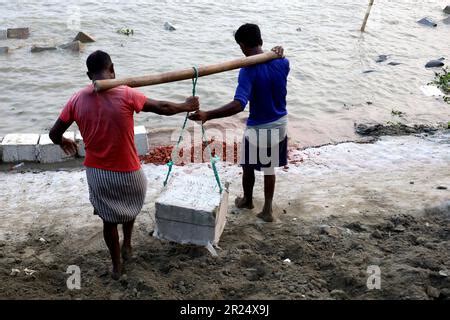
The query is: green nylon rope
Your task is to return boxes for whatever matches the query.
[163,67,223,194]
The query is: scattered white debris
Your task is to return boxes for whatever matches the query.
[420,85,443,97]
[439,270,448,277]
[39,237,46,243]
[283,258,292,265]
[10,269,20,276]
[24,268,36,276]
[12,162,25,170]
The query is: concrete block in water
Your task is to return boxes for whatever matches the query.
[7,28,30,39]
[154,177,229,247]
[417,17,437,27]
[444,6,450,14]
[59,40,84,52]
[164,22,176,31]
[31,45,57,53]
[135,126,149,156]
[37,132,75,164]
[0,47,9,54]
[75,131,85,157]
[0,30,7,40]
[1,134,40,162]
[73,31,95,43]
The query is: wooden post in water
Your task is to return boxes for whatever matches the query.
[94,51,280,92]
[361,0,375,32]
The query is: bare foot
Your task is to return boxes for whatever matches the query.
[121,245,133,262]
[235,197,255,209]
[111,264,122,280]
[257,205,275,222]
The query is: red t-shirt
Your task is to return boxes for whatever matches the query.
[60,84,147,172]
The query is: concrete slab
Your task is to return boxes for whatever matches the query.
[0,30,7,40]
[73,31,95,43]
[1,134,40,162]
[154,176,229,247]
[7,28,30,39]
[31,46,57,53]
[135,126,149,156]
[59,40,84,52]
[37,132,75,164]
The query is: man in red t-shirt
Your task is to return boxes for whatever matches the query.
[49,50,199,280]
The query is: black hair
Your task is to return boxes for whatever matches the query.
[234,23,263,48]
[86,50,112,74]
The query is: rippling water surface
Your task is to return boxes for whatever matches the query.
[0,0,449,146]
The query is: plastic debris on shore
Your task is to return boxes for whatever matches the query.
[11,162,25,170]
[420,85,444,97]
[117,28,134,36]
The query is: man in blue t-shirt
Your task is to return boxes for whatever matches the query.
[189,24,289,222]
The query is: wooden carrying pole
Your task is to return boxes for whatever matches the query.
[361,0,375,32]
[94,51,280,92]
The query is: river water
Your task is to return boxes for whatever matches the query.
[0,0,449,147]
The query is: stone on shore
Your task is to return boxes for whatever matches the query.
[1,134,40,162]
[444,5,450,14]
[73,32,95,43]
[0,47,9,54]
[425,59,445,68]
[31,46,57,53]
[154,177,229,247]
[37,132,76,164]
[59,40,84,52]
[7,28,30,39]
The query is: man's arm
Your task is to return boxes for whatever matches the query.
[188,100,243,123]
[142,96,199,115]
[49,119,78,155]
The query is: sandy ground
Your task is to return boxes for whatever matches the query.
[0,132,449,300]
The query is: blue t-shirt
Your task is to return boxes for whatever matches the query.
[234,57,290,126]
